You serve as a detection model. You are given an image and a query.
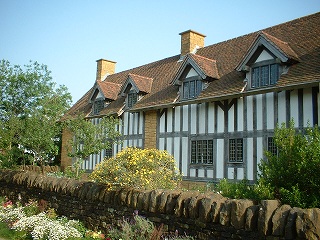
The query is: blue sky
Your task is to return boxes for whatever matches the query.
[1,1,319,104]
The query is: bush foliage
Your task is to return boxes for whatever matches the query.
[259,122,320,208]
[89,147,182,190]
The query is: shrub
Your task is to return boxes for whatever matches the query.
[259,122,320,208]
[214,178,273,201]
[89,147,182,190]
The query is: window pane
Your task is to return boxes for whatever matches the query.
[251,67,260,88]
[128,92,138,108]
[202,140,207,163]
[229,139,236,162]
[183,82,189,99]
[197,140,202,163]
[93,100,104,115]
[190,80,195,98]
[236,139,243,162]
[261,65,269,86]
[191,141,196,163]
[196,80,202,97]
[270,64,279,85]
[268,137,278,156]
[208,140,213,164]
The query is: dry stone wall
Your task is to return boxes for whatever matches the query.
[0,170,319,240]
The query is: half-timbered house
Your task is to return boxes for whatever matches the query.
[61,12,320,183]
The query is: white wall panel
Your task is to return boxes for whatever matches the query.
[123,113,129,135]
[228,105,234,132]
[257,137,263,173]
[237,98,244,131]
[167,108,173,132]
[173,137,180,168]
[190,104,197,134]
[266,92,274,130]
[217,106,224,133]
[247,96,253,131]
[207,169,214,179]
[190,169,196,177]
[246,138,253,180]
[159,113,166,133]
[134,113,139,134]
[159,138,165,150]
[199,103,206,134]
[256,94,263,130]
[174,106,181,132]
[181,137,188,176]
[303,88,313,126]
[198,169,205,178]
[166,138,173,155]
[237,168,244,180]
[278,91,286,124]
[208,103,215,133]
[228,168,234,180]
[216,139,224,178]
[183,105,189,131]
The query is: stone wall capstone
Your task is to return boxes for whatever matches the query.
[0,170,319,240]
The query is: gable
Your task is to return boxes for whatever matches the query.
[236,32,299,72]
[255,50,274,63]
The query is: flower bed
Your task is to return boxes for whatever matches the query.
[0,196,193,240]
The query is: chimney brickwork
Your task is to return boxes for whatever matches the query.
[60,127,73,171]
[179,30,206,56]
[144,110,157,149]
[96,59,116,81]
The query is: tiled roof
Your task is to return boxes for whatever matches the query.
[65,12,320,117]
[260,31,300,61]
[98,81,121,100]
[190,54,220,79]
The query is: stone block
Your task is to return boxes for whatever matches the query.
[212,197,226,223]
[231,199,255,230]
[258,200,280,236]
[272,204,291,236]
[174,191,198,217]
[296,208,320,240]
[220,199,233,226]
[149,189,163,213]
[245,205,259,231]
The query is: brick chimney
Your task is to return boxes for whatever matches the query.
[179,30,206,56]
[96,59,116,81]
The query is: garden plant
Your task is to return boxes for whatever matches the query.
[89,147,182,190]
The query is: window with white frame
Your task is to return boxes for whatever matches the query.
[182,76,203,100]
[229,138,243,163]
[191,139,213,164]
[251,62,279,88]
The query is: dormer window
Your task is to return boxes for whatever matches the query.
[127,90,138,108]
[93,98,104,115]
[183,76,203,100]
[251,61,280,88]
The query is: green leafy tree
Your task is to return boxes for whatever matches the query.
[259,121,320,208]
[0,60,72,168]
[64,114,121,177]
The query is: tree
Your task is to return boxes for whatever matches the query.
[259,121,320,208]
[0,60,72,168]
[64,114,122,177]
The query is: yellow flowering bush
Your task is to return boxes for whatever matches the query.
[89,148,182,190]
